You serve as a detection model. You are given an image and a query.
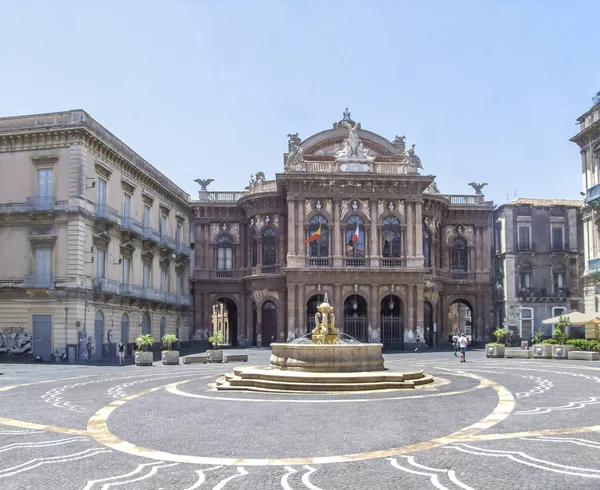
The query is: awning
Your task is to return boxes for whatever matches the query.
[541,311,600,325]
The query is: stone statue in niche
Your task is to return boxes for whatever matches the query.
[351,200,359,211]
[315,200,322,211]
[388,201,395,211]
[221,222,228,231]
[230,223,240,241]
[405,144,423,169]
[285,144,304,172]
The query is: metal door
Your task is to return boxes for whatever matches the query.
[32,315,52,361]
[380,315,404,351]
[343,315,369,343]
[262,302,277,347]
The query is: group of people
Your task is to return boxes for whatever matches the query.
[452,332,469,362]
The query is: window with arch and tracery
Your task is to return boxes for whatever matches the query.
[381,216,400,258]
[345,215,365,257]
[217,235,233,270]
[308,215,328,257]
[262,228,276,266]
[451,237,467,273]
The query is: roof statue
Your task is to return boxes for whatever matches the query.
[285,144,305,172]
[468,182,488,195]
[287,132,302,152]
[194,178,214,191]
[405,144,422,169]
[334,120,375,163]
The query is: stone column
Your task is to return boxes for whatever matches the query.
[369,200,379,267]
[203,223,210,272]
[256,306,263,348]
[369,284,379,342]
[287,199,296,258]
[415,200,424,260]
[296,200,304,259]
[333,200,342,266]
[406,201,414,256]
[296,284,305,338]
[245,294,253,344]
[287,283,296,340]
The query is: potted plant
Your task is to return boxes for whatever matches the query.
[134,334,154,366]
[161,333,179,365]
[532,331,552,359]
[566,339,600,361]
[207,331,224,363]
[486,328,507,358]
[551,317,572,360]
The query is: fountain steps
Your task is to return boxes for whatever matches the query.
[215,367,434,392]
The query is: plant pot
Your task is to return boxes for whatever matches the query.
[532,344,553,359]
[207,350,223,363]
[486,344,505,358]
[135,351,154,366]
[161,351,180,365]
[552,344,573,360]
[567,351,600,361]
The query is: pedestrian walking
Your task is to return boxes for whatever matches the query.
[118,340,125,365]
[414,335,421,352]
[458,332,468,363]
[452,332,459,357]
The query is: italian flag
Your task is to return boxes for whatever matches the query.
[351,222,360,243]
[305,223,322,243]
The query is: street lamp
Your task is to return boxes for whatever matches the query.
[388,296,395,311]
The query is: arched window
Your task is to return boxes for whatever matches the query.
[309,215,328,257]
[217,235,233,270]
[382,216,400,258]
[262,228,276,266]
[160,316,166,340]
[345,216,365,257]
[451,237,467,272]
[423,228,431,267]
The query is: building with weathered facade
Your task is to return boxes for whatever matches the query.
[193,110,494,350]
[492,198,584,342]
[572,92,600,320]
[0,111,192,361]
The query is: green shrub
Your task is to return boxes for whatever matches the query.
[493,328,507,344]
[532,331,544,345]
[567,339,600,351]
[135,334,154,352]
[161,333,178,351]
[541,338,559,345]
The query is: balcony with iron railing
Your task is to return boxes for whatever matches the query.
[25,196,56,211]
[23,274,54,289]
[380,258,404,268]
[177,295,191,306]
[344,258,367,267]
[95,203,120,225]
[305,257,330,267]
[165,292,177,304]
[92,278,119,294]
[142,287,165,302]
[121,216,143,236]
[518,287,571,300]
[142,226,160,243]
[159,235,177,251]
[176,242,191,256]
[119,283,142,297]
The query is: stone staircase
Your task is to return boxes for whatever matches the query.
[215,366,434,392]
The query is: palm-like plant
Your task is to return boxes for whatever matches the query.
[135,334,154,352]
[208,331,224,350]
[161,334,178,352]
[493,328,507,344]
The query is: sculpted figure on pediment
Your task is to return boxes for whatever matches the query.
[255,215,264,231]
[324,199,332,218]
[377,199,385,217]
[210,223,220,241]
[230,223,240,242]
[305,199,312,219]
[273,215,279,229]
[358,199,371,220]
[444,226,455,244]
[397,201,405,217]
[461,225,474,245]
[340,199,351,221]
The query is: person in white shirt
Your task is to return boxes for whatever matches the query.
[458,333,468,363]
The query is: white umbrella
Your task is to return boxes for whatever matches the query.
[541,311,600,325]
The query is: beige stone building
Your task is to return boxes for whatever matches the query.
[193,110,494,349]
[0,111,192,361]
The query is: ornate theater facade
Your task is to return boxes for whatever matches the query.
[192,111,494,349]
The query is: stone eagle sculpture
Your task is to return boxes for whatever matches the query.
[468,182,488,195]
[194,178,214,191]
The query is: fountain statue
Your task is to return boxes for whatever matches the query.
[312,293,339,344]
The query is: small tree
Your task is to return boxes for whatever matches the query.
[493,328,507,344]
[161,334,178,352]
[135,334,154,352]
[208,331,224,350]
[554,316,570,345]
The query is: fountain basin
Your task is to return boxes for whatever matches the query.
[270,343,385,372]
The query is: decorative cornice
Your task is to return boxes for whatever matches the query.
[28,234,57,246]
[142,190,155,206]
[159,204,171,215]
[121,178,136,194]
[94,159,112,179]
[31,154,59,167]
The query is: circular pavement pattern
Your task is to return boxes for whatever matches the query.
[1,349,600,489]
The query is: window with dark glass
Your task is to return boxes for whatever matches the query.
[520,265,532,289]
[451,237,467,271]
[262,228,276,265]
[518,226,530,250]
[217,235,233,270]
[423,228,431,266]
[382,216,400,258]
[308,215,328,257]
[553,266,565,292]
[345,215,365,257]
[552,227,564,251]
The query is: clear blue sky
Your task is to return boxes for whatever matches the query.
[2,0,598,205]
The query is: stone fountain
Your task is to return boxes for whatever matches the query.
[216,294,433,392]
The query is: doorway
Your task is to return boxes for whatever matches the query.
[32,315,52,361]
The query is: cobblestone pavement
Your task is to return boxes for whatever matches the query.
[2,349,600,489]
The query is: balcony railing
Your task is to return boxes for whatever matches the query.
[177,295,191,306]
[176,242,190,256]
[586,183,600,206]
[518,287,571,299]
[26,196,56,211]
[95,204,120,225]
[380,258,403,268]
[119,283,142,297]
[450,271,470,280]
[261,265,278,274]
[306,257,330,267]
[448,195,484,205]
[165,292,177,304]
[589,258,600,274]
[142,287,165,302]
[160,235,177,250]
[23,274,54,289]
[121,216,142,235]
[142,226,160,243]
[344,258,366,267]
[93,278,119,294]
[199,191,245,202]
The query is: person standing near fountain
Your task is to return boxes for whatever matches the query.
[458,332,468,362]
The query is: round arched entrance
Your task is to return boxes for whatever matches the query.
[343,294,368,342]
[262,301,277,347]
[447,299,473,343]
[380,295,403,351]
[211,298,238,346]
[306,294,325,334]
